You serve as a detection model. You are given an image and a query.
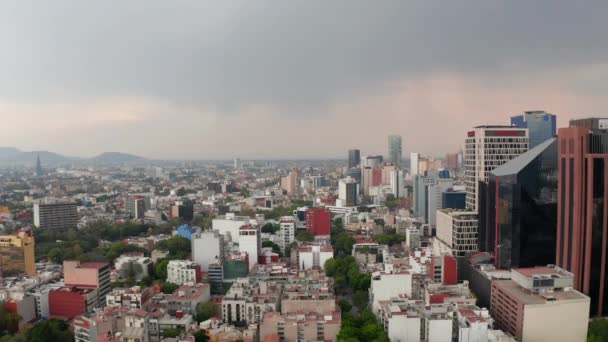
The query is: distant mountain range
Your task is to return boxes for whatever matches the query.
[0,148,147,166]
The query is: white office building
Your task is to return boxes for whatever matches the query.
[337,177,359,207]
[427,180,454,228]
[191,230,225,272]
[436,209,479,258]
[238,225,260,271]
[297,245,333,270]
[167,260,201,285]
[464,126,528,210]
[278,216,295,254]
[212,213,250,243]
[410,152,420,177]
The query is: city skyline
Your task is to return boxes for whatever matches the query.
[2,1,608,159]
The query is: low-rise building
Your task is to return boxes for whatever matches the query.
[167,284,210,316]
[166,260,202,285]
[260,311,341,342]
[297,245,333,271]
[105,286,154,310]
[49,287,98,320]
[222,278,282,325]
[490,266,590,342]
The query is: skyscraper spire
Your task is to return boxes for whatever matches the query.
[35,154,43,176]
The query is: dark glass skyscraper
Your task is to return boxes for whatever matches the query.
[348,149,360,168]
[479,137,558,270]
[511,110,556,148]
[387,135,402,166]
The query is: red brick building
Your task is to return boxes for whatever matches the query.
[49,287,97,320]
[556,118,608,316]
[305,208,331,236]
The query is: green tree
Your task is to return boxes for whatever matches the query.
[335,233,355,256]
[195,302,219,322]
[372,233,405,246]
[193,330,209,342]
[0,305,20,335]
[324,258,337,277]
[261,223,279,234]
[154,259,170,280]
[156,236,191,259]
[588,319,608,342]
[176,187,186,197]
[338,299,352,314]
[384,194,400,210]
[296,231,314,242]
[162,329,180,338]
[25,319,73,342]
[353,290,370,310]
[262,241,282,256]
[161,282,179,294]
[47,248,64,263]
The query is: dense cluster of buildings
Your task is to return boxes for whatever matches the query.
[0,110,606,341]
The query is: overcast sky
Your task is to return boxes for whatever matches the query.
[1,1,608,159]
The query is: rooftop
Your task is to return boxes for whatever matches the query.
[78,262,110,270]
[492,138,556,177]
[512,265,573,279]
[493,279,588,305]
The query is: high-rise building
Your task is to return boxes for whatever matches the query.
[337,177,359,207]
[479,137,557,269]
[465,126,529,210]
[238,224,260,271]
[388,135,403,166]
[35,154,43,176]
[446,153,459,171]
[279,216,295,254]
[126,196,149,220]
[191,230,225,272]
[490,266,589,342]
[427,180,454,228]
[281,168,299,195]
[305,208,331,236]
[410,152,420,176]
[390,169,405,198]
[0,229,35,276]
[233,158,241,169]
[344,167,361,185]
[63,260,111,305]
[413,174,438,220]
[212,213,251,243]
[556,118,608,316]
[363,155,383,168]
[441,189,466,210]
[33,202,78,230]
[348,149,361,168]
[511,110,557,148]
[170,200,194,221]
[436,209,479,258]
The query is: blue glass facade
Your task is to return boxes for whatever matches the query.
[511,111,557,148]
[441,191,466,209]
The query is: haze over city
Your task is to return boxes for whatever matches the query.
[2,2,608,342]
[2,1,608,159]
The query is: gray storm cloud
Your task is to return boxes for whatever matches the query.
[1,1,608,158]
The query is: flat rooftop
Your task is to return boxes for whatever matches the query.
[493,280,587,305]
[512,266,572,279]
